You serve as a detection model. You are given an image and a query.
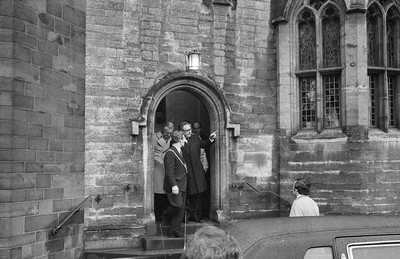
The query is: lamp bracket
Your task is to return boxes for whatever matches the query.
[129,116,146,136]
[227,122,240,137]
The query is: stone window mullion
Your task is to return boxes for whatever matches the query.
[316,74,325,132]
[316,10,324,133]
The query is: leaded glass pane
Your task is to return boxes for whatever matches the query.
[324,75,340,128]
[322,6,340,68]
[387,21,395,67]
[300,77,316,129]
[367,6,380,66]
[388,76,396,127]
[369,75,377,127]
[299,10,316,70]
[387,8,399,68]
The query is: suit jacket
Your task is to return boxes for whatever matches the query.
[163,146,188,193]
[153,131,170,193]
[182,136,213,195]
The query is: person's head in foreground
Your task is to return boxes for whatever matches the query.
[181,225,241,259]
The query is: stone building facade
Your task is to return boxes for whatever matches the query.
[1,0,400,258]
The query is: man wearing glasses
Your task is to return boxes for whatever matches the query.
[180,121,217,223]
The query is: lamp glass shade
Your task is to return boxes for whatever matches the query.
[187,51,200,70]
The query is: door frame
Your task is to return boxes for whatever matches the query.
[134,72,239,222]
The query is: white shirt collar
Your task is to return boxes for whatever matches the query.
[172,144,181,154]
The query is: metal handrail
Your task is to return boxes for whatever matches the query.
[232,182,292,205]
[246,182,292,205]
[52,184,137,235]
[52,195,94,235]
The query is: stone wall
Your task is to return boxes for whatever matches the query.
[85,0,147,250]
[85,0,278,247]
[2,0,400,254]
[0,1,85,258]
[276,0,400,217]
[280,131,400,216]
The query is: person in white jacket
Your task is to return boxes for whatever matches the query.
[289,177,320,217]
[153,122,174,222]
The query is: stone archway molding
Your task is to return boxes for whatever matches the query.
[272,0,354,25]
[130,71,240,222]
[131,71,240,136]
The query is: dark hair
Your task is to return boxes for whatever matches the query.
[294,177,311,195]
[161,121,174,133]
[193,122,202,129]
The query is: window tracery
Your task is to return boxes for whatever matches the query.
[299,10,317,70]
[278,0,400,135]
[367,4,381,67]
[309,0,328,10]
[297,2,342,130]
[367,1,400,129]
[322,6,340,67]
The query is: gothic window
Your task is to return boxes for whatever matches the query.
[367,1,400,130]
[298,4,342,130]
[367,5,381,67]
[322,7,341,67]
[299,10,316,70]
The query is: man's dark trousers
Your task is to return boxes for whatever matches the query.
[187,192,203,221]
[163,192,187,235]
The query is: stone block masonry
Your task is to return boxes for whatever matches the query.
[0,1,85,258]
[279,133,400,217]
[2,0,396,254]
[85,0,279,248]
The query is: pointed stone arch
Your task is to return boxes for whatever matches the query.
[132,71,240,221]
[275,0,349,23]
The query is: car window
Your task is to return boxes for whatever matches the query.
[347,241,400,259]
[304,247,334,259]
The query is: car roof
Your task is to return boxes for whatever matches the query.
[224,216,400,259]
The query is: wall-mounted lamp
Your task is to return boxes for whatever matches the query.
[186,49,201,71]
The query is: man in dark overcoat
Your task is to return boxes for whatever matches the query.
[162,130,188,238]
[180,121,217,222]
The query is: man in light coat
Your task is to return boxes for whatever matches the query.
[153,122,174,222]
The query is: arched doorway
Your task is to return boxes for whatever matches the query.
[134,72,239,222]
[155,90,212,219]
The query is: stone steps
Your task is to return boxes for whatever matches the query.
[84,247,183,259]
[83,220,219,258]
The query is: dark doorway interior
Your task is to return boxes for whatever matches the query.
[154,90,212,220]
[155,90,210,135]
